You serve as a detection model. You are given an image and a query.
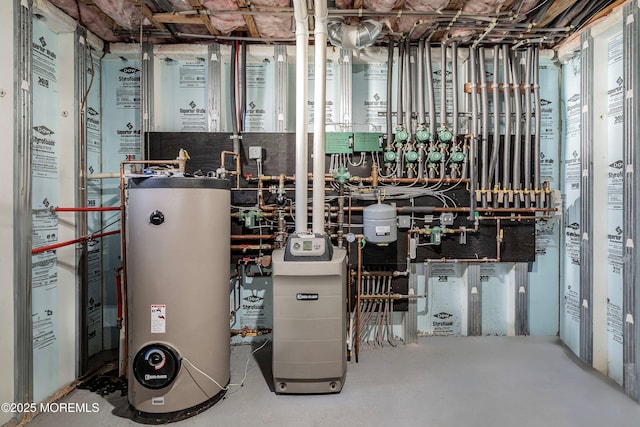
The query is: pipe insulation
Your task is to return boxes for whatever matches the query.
[405,39,413,137]
[533,47,541,207]
[479,47,489,208]
[511,49,523,208]
[524,46,533,207]
[488,45,501,200]
[469,47,478,219]
[397,41,404,128]
[417,40,425,125]
[440,42,447,126]
[451,42,459,136]
[312,0,329,234]
[502,45,511,204]
[293,0,309,233]
[387,42,394,147]
[426,41,436,139]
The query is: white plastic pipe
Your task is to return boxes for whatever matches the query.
[293,0,309,233]
[312,0,328,234]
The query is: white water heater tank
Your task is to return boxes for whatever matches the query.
[126,176,230,420]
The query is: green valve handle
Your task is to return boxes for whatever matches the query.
[384,151,397,162]
[450,152,466,162]
[416,129,431,143]
[438,129,453,143]
[405,150,419,162]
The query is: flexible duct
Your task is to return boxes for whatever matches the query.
[502,45,511,205]
[479,47,489,208]
[293,0,309,233]
[312,0,328,234]
[524,47,533,207]
[326,18,383,50]
[511,50,522,208]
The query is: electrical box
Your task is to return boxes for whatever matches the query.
[325,132,353,154]
[248,146,263,160]
[353,132,382,152]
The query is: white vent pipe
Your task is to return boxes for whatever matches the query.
[312,0,328,234]
[293,0,309,233]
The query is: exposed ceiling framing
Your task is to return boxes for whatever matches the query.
[47,0,625,47]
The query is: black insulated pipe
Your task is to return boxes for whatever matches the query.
[387,41,395,146]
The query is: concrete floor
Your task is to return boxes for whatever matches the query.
[27,336,640,427]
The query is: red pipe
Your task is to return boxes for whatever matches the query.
[55,207,120,212]
[32,230,121,255]
[115,267,123,324]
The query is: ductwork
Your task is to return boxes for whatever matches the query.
[326,18,383,50]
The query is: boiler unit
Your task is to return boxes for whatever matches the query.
[271,233,348,394]
[126,176,230,419]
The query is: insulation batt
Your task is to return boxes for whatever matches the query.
[335,0,352,8]
[48,0,124,42]
[405,0,449,13]
[462,0,507,14]
[92,0,145,30]
[200,0,247,34]
[252,0,292,38]
[363,0,397,13]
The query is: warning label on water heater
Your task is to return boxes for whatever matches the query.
[151,304,166,333]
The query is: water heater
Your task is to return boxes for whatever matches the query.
[126,176,230,420]
[271,233,348,394]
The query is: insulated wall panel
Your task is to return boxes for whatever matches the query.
[307,56,343,131]
[85,49,103,358]
[560,55,582,356]
[158,58,208,131]
[606,32,625,385]
[529,57,561,335]
[230,266,273,344]
[101,53,141,349]
[423,263,464,336]
[31,18,60,403]
[481,263,508,336]
[352,61,395,133]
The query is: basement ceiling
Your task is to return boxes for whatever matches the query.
[47,0,623,47]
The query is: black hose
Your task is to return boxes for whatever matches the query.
[230,41,238,137]
[241,41,247,132]
[397,40,404,127]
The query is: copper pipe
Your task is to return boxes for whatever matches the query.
[31,229,120,255]
[425,257,500,263]
[231,244,274,251]
[221,151,241,188]
[231,234,276,240]
[55,207,120,212]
